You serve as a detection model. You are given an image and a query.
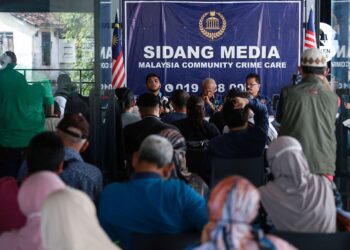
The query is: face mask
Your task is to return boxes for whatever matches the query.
[0,53,12,70]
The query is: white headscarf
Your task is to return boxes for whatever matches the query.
[41,187,120,250]
[259,136,336,232]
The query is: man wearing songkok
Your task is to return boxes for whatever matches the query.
[276,48,338,176]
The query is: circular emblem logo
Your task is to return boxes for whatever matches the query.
[199,11,226,40]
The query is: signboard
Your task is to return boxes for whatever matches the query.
[100,0,112,89]
[58,39,76,63]
[331,0,350,89]
[123,0,302,97]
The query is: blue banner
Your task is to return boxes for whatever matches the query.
[123,0,302,98]
[100,0,112,89]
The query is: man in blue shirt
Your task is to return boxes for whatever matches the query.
[99,135,207,249]
[205,94,269,182]
[246,73,273,115]
[56,114,102,202]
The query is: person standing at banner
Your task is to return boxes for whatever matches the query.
[276,48,338,177]
[201,78,222,117]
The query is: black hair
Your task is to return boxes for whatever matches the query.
[53,101,61,117]
[115,87,134,112]
[301,66,326,75]
[226,87,243,99]
[5,51,17,64]
[27,132,64,174]
[137,92,159,108]
[245,73,260,84]
[171,89,190,109]
[145,73,160,84]
[223,92,250,128]
[187,95,204,128]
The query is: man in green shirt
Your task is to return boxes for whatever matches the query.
[0,51,53,178]
[276,48,338,176]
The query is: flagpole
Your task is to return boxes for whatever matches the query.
[315,0,320,47]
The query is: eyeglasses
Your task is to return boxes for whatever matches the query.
[246,83,259,87]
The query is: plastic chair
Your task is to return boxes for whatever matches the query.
[211,156,265,187]
[272,231,350,250]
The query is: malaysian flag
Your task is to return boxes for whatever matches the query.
[304,9,317,49]
[111,12,126,89]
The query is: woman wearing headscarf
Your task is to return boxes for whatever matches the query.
[195,176,295,250]
[0,177,26,234]
[41,187,120,250]
[159,128,208,196]
[0,171,65,250]
[259,136,336,233]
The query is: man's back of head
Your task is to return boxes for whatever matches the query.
[223,91,250,129]
[56,113,90,152]
[170,89,189,112]
[300,48,327,75]
[137,93,160,118]
[27,132,64,174]
[133,135,174,177]
[137,135,173,168]
[115,87,134,112]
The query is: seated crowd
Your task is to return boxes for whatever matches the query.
[0,48,346,250]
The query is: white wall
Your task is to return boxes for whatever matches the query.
[0,13,38,69]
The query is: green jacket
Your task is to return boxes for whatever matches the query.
[0,64,53,147]
[279,75,338,175]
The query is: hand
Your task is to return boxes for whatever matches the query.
[202,95,210,103]
[233,97,249,109]
[217,104,223,112]
[203,96,215,111]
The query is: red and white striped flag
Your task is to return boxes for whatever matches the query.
[111,12,126,89]
[304,9,317,49]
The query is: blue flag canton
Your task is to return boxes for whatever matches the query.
[306,9,315,33]
[112,20,122,60]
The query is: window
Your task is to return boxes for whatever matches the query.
[42,31,51,65]
[0,32,14,54]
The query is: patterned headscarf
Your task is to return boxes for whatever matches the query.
[158,128,189,178]
[199,176,260,249]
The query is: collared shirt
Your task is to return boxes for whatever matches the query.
[99,172,208,250]
[161,112,187,124]
[255,94,273,115]
[60,147,103,202]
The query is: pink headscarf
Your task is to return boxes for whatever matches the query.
[0,171,65,250]
[0,177,26,233]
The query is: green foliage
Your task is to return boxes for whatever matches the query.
[54,13,95,93]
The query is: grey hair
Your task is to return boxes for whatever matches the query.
[138,135,174,168]
[202,77,217,87]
